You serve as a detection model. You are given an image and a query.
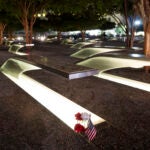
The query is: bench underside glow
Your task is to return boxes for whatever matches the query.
[0,59,105,130]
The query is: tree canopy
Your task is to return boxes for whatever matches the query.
[0,0,149,53]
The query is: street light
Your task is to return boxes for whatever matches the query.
[35,10,47,20]
[134,19,142,36]
[134,20,141,27]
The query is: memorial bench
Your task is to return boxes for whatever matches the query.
[4,40,15,46]
[13,55,99,80]
[8,43,34,55]
[77,55,150,92]
[1,41,99,79]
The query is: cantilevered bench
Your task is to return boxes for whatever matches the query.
[77,55,150,92]
[0,58,40,78]
[71,42,95,49]
[9,55,99,80]
[5,40,15,46]
[8,43,34,55]
[71,47,125,59]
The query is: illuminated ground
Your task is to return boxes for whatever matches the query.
[0,40,150,149]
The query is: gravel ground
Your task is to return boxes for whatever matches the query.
[0,40,150,150]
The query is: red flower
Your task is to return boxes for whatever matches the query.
[74,123,85,133]
[75,112,82,120]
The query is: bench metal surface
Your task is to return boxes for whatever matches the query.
[14,55,99,80]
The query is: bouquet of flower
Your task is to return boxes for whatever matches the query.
[74,112,91,133]
[74,112,97,141]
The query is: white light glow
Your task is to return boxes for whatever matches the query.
[86,29,101,36]
[78,56,150,92]
[136,31,144,36]
[37,36,46,41]
[15,52,28,56]
[134,20,141,26]
[8,44,27,56]
[71,42,95,49]
[25,44,34,47]
[129,53,144,58]
[8,44,24,54]
[42,13,46,17]
[71,47,124,59]
[95,72,150,92]
[40,36,46,41]
[16,36,24,41]
[77,56,150,72]
[8,44,34,56]
[1,69,105,130]
[0,58,41,78]
[104,28,117,36]
[132,47,143,51]
[37,13,41,17]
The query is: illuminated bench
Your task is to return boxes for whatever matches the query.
[8,43,34,55]
[13,56,99,80]
[71,47,124,59]
[0,58,105,129]
[5,40,15,46]
[77,56,150,72]
[77,56,150,92]
[0,58,41,78]
[71,42,95,49]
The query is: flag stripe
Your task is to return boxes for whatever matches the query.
[85,119,97,141]
[86,128,96,140]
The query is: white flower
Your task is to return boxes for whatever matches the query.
[81,112,91,120]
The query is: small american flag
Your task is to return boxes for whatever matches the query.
[85,119,97,141]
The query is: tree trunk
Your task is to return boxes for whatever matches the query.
[129,20,136,48]
[133,0,150,72]
[0,30,3,45]
[129,30,135,48]
[29,23,33,44]
[124,0,130,48]
[24,21,30,44]
[8,31,13,40]
[143,22,150,73]
[0,23,6,45]
[134,0,150,55]
[29,16,36,44]
[144,22,150,56]
[57,31,61,41]
[81,30,85,42]
[23,19,31,54]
